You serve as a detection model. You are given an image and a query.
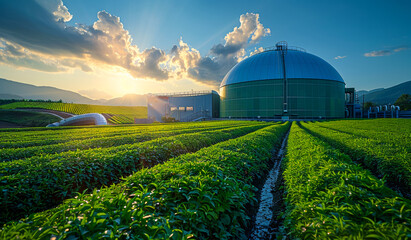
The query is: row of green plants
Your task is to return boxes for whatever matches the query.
[0,124,268,225]
[0,121,255,143]
[0,121,144,133]
[0,121,253,149]
[316,124,409,150]
[0,123,290,239]
[0,121,182,142]
[282,123,411,239]
[320,119,411,134]
[301,121,410,198]
[1,124,267,178]
[314,120,410,150]
[108,114,135,124]
[0,124,146,144]
[0,123,250,161]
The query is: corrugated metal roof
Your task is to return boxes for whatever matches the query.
[220,50,344,87]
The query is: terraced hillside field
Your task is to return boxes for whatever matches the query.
[0,102,147,124]
[0,119,409,239]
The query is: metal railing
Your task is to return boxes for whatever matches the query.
[148,90,216,97]
[262,45,306,53]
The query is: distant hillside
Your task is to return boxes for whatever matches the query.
[356,88,384,98]
[0,93,23,100]
[0,78,148,106]
[357,81,411,105]
[101,94,147,106]
[0,78,97,104]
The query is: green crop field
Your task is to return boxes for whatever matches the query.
[0,102,147,124]
[0,110,61,127]
[0,119,409,239]
[283,121,410,239]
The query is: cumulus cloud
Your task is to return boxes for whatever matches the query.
[132,48,169,80]
[166,13,270,86]
[0,1,270,87]
[364,46,408,57]
[35,0,72,22]
[210,13,270,58]
[251,47,265,56]
[0,2,167,80]
[0,39,92,72]
[334,55,346,60]
[170,38,201,75]
[182,13,270,85]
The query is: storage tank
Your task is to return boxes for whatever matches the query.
[220,42,345,119]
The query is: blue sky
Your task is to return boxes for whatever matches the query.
[0,0,410,98]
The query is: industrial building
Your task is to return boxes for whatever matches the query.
[345,88,362,118]
[148,42,349,122]
[147,91,220,122]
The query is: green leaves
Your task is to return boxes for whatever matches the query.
[282,122,411,239]
[0,121,268,224]
[0,122,290,239]
[302,119,410,197]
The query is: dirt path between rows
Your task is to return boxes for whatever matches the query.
[249,130,290,240]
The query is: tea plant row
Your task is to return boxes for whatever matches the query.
[313,119,410,150]
[0,123,268,224]
[320,119,411,134]
[282,123,410,239]
[0,121,253,148]
[301,121,410,198]
[0,123,290,239]
[1,123,254,161]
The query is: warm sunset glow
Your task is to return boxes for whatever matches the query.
[0,0,410,99]
[0,2,409,238]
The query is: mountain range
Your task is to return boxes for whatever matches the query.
[0,78,410,106]
[0,78,147,106]
[356,81,411,105]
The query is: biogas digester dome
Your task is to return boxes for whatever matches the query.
[220,42,345,119]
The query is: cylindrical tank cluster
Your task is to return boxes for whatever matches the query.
[368,105,400,118]
[369,105,400,112]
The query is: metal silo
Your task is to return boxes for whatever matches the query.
[220,42,345,119]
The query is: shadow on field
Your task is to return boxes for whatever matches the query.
[315,125,373,140]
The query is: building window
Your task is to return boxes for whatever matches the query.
[170,107,177,111]
[186,106,193,111]
[179,107,185,111]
